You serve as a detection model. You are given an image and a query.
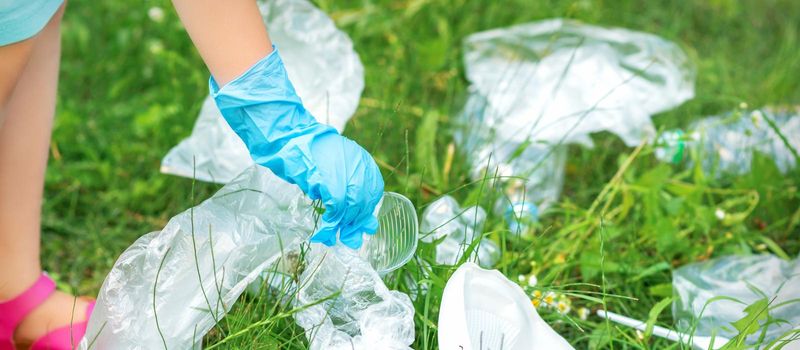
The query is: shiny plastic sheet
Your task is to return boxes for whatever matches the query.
[420,196,500,268]
[456,92,567,208]
[691,107,800,175]
[461,18,695,147]
[161,0,364,183]
[79,166,316,349]
[295,245,416,350]
[673,254,800,345]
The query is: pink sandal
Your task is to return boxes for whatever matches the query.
[0,273,95,350]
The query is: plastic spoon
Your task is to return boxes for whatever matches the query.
[596,310,729,350]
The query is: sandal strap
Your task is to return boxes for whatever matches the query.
[0,273,56,333]
[30,300,96,350]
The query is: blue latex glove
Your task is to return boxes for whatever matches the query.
[210,48,384,249]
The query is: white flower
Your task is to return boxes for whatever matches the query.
[148,7,165,23]
[715,208,726,220]
[542,292,557,307]
[556,300,571,315]
[518,274,526,283]
[527,274,538,287]
[739,101,748,110]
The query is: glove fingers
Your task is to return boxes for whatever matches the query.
[339,223,366,249]
[338,214,380,249]
[310,223,339,246]
[359,215,380,235]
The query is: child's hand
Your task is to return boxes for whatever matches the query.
[210,48,384,249]
[306,133,384,249]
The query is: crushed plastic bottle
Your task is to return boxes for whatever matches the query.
[455,19,694,227]
[79,166,417,349]
[294,244,416,350]
[161,0,364,183]
[656,107,800,175]
[420,196,500,268]
[672,254,800,346]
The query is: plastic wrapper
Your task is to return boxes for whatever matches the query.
[455,19,694,210]
[161,0,364,183]
[294,244,416,350]
[80,166,417,349]
[79,166,316,349]
[420,196,500,268]
[460,18,694,147]
[673,254,800,345]
[691,107,800,175]
[457,91,568,209]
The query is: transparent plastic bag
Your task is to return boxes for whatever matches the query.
[79,166,316,349]
[672,254,800,345]
[455,19,693,217]
[420,196,500,268]
[456,91,568,210]
[161,0,364,183]
[80,166,418,349]
[461,18,695,147]
[294,244,416,350]
[692,107,799,175]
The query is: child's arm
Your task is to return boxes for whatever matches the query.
[171,0,272,86]
[170,0,384,249]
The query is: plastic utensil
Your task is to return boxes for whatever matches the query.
[596,310,729,350]
[438,263,574,350]
[359,192,419,274]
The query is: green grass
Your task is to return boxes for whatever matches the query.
[46,0,799,348]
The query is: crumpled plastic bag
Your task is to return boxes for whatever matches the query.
[672,254,800,345]
[79,165,416,349]
[691,107,800,175]
[455,19,694,205]
[420,196,500,268]
[79,166,316,349]
[461,18,695,147]
[294,244,416,350]
[161,0,364,183]
[456,91,568,207]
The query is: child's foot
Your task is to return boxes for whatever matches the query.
[12,290,91,349]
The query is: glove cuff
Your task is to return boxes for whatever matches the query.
[209,46,304,109]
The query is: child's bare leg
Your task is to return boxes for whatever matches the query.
[0,38,34,128]
[0,4,89,345]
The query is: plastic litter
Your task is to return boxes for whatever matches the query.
[161,0,364,184]
[456,91,568,210]
[294,244,416,350]
[79,166,316,349]
[461,18,695,147]
[597,310,730,350]
[456,19,695,224]
[358,192,419,275]
[79,166,417,349]
[438,262,574,350]
[672,254,800,346]
[656,107,800,175]
[420,196,500,268]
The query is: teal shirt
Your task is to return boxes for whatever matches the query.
[0,0,64,45]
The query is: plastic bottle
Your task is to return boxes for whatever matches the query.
[655,108,800,175]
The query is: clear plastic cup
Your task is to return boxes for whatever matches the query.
[360,192,419,274]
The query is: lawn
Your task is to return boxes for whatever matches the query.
[46,0,799,348]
